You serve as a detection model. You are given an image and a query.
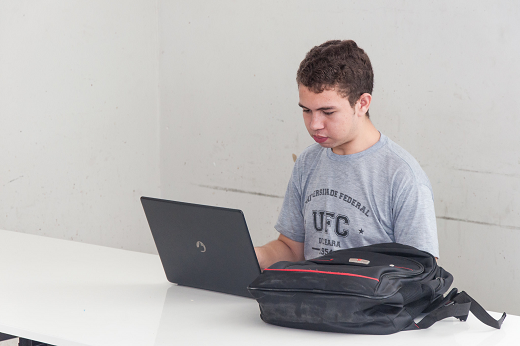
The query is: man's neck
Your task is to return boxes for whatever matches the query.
[332,120,380,155]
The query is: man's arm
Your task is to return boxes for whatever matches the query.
[392,173,439,258]
[255,234,304,270]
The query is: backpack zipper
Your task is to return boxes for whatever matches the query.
[263,268,380,282]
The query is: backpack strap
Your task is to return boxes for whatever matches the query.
[405,289,506,331]
[452,291,506,329]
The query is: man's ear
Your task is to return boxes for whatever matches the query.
[356,93,372,117]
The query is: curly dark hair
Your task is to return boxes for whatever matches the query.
[296,40,374,116]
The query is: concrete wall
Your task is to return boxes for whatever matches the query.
[159,1,520,314]
[0,0,160,253]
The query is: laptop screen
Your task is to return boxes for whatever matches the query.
[141,197,261,298]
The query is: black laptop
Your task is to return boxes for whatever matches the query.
[141,197,261,298]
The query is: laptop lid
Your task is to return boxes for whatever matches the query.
[141,196,261,298]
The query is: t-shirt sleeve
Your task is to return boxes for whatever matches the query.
[274,165,305,243]
[392,176,439,258]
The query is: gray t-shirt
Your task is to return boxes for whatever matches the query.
[275,133,439,259]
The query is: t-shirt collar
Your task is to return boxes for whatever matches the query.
[326,132,387,162]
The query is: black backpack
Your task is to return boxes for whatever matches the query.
[248,243,506,334]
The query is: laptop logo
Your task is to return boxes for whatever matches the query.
[196,241,206,253]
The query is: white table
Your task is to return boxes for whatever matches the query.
[0,229,517,346]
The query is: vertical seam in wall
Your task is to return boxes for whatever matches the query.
[155,0,162,196]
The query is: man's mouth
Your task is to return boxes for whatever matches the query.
[312,135,328,144]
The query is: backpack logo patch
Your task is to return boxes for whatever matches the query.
[349,258,370,265]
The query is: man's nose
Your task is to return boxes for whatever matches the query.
[309,114,324,130]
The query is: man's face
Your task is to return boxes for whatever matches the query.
[299,85,361,155]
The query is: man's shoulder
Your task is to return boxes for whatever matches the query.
[378,135,431,187]
[295,143,326,166]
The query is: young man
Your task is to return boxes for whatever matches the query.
[255,40,438,270]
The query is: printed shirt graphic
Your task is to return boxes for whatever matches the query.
[275,134,439,259]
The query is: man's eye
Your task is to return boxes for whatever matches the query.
[302,109,311,113]
[323,111,334,115]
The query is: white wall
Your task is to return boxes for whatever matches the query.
[1,0,519,316]
[159,0,520,314]
[0,0,160,253]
